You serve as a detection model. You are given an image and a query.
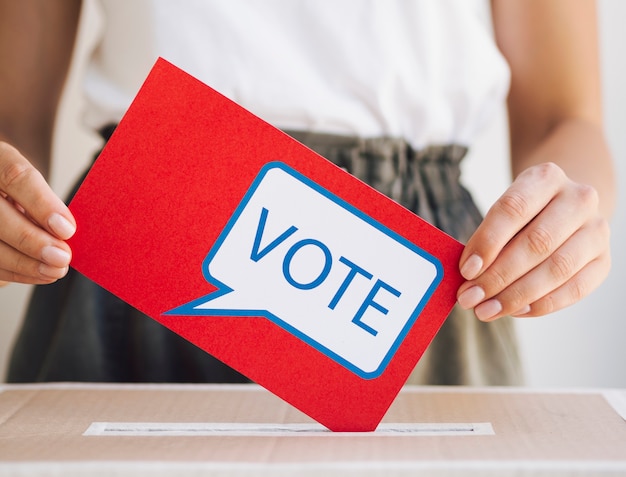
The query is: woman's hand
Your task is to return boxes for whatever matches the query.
[457,161,610,321]
[464,1,616,320]
[0,142,75,286]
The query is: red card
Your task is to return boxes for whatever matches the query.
[68,58,464,431]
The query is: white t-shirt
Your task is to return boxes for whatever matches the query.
[83,0,510,150]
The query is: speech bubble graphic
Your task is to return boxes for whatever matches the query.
[166,162,443,379]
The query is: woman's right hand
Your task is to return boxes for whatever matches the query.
[0,141,76,286]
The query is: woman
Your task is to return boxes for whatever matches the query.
[0,0,614,384]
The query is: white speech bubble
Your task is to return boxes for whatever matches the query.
[166,162,442,379]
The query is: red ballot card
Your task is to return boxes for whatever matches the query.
[68,58,465,432]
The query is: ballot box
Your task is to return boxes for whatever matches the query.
[1,383,625,476]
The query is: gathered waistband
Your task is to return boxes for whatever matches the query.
[284,130,467,165]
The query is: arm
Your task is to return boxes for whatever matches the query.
[457,0,615,320]
[0,0,82,286]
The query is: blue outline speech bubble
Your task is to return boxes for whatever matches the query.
[165,162,443,379]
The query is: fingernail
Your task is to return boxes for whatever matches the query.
[48,213,76,239]
[460,254,483,280]
[41,246,71,267]
[512,304,531,316]
[475,299,502,321]
[39,264,69,279]
[457,285,485,309]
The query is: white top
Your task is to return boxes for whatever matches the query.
[83,0,510,150]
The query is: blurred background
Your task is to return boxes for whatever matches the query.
[1,0,625,387]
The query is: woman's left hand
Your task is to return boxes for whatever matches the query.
[456,161,611,321]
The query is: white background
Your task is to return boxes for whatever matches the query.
[1,0,625,387]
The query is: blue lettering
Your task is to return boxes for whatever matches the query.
[328,256,373,310]
[283,239,333,290]
[250,208,402,335]
[250,207,298,262]
[352,279,402,336]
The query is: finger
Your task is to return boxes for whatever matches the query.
[460,163,567,280]
[459,180,599,302]
[471,216,610,321]
[0,142,76,240]
[0,194,72,266]
[0,269,60,285]
[1,191,26,215]
[0,240,69,284]
[513,252,611,318]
